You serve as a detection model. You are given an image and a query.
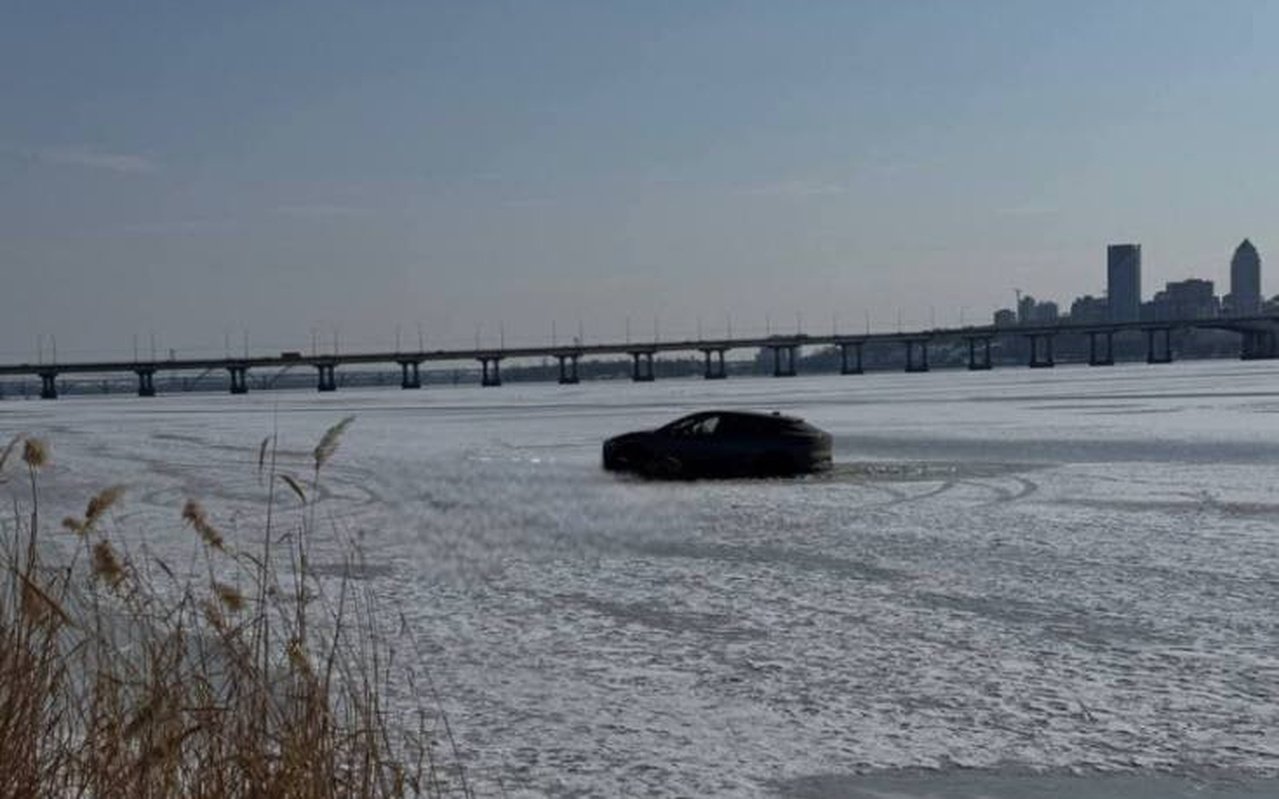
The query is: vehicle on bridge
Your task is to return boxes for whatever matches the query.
[603,410,832,478]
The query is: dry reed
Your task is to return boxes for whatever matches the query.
[1,429,470,798]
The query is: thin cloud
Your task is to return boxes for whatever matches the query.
[861,159,929,176]
[30,145,159,174]
[272,204,375,219]
[741,179,848,198]
[498,197,556,208]
[995,203,1058,218]
[115,218,238,235]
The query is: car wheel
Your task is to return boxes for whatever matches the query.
[754,453,794,477]
[645,455,685,479]
[617,445,649,470]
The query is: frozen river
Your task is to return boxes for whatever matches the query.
[4,359,1279,797]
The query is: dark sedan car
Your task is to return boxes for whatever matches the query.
[602,410,833,478]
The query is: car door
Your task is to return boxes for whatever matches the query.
[664,413,723,470]
[710,414,766,472]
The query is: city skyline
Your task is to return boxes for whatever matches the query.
[3,2,1279,360]
[1001,238,1266,327]
[10,228,1271,360]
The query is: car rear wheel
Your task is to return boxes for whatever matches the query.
[753,452,794,477]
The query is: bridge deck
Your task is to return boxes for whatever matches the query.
[1,315,1274,378]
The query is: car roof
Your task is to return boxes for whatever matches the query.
[678,410,803,424]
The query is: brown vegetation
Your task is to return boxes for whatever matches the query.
[0,424,469,798]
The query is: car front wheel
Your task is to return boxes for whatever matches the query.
[644,454,685,479]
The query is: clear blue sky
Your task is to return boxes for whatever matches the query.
[2,1,1276,359]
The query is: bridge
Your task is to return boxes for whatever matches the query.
[2,315,1277,399]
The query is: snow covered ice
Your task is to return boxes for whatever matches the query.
[4,358,1279,797]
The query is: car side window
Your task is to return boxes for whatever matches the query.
[665,418,694,436]
[693,415,720,436]
[719,416,757,436]
[669,415,719,436]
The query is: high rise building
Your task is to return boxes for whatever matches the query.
[1227,239,1261,316]
[1031,301,1059,323]
[1107,244,1141,322]
[1017,294,1036,324]
[1149,279,1218,321]
[1069,294,1109,324]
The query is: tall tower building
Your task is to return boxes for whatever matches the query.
[1228,239,1261,316]
[1107,244,1141,322]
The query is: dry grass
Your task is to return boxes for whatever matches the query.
[0,423,470,798]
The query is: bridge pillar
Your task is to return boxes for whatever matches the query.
[1146,328,1173,364]
[630,351,655,382]
[398,360,422,389]
[1241,329,1278,360]
[702,348,727,379]
[905,340,929,373]
[771,345,797,377]
[316,363,338,392]
[1241,330,1258,360]
[1028,334,1055,368]
[135,368,157,397]
[38,371,58,400]
[966,337,992,370]
[557,354,580,384]
[1260,330,1276,359]
[1088,331,1114,366]
[839,342,864,375]
[479,357,502,387]
[227,365,249,394]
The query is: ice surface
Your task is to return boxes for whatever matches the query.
[3,359,1278,797]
